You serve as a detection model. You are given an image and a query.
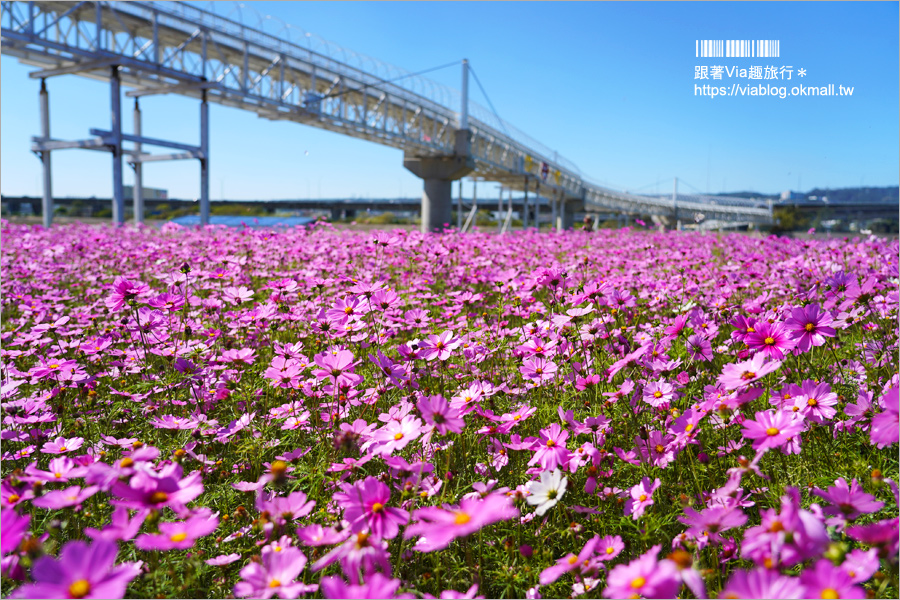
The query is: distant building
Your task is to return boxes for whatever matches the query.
[780,190,805,201]
[124,186,168,201]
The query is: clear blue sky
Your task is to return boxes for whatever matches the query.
[2,1,897,201]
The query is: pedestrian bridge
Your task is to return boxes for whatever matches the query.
[1,0,774,230]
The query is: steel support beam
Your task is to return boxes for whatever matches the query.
[133,99,144,224]
[200,89,210,225]
[39,78,52,227]
[110,66,124,224]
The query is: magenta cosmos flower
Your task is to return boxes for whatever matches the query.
[528,423,571,471]
[718,354,782,390]
[624,477,661,520]
[602,545,680,599]
[40,436,84,455]
[745,321,796,359]
[111,463,203,510]
[417,395,465,435]
[813,477,884,522]
[313,349,360,388]
[234,546,316,599]
[10,539,140,599]
[418,330,461,361]
[105,276,150,311]
[1,509,29,556]
[135,511,219,550]
[800,559,865,599]
[319,573,413,599]
[741,410,805,454]
[336,476,409,539]
[870,386,899,448]
[404,493,519,552]
[784,304,835,352]
[720,568,805,599]
[678,504,748,543]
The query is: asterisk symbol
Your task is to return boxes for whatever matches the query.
[798,68,807,77]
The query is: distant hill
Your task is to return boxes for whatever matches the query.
[711,186,897,204]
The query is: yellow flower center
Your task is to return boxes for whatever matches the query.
[170,532,188,542]
[606,547,615,554]
[655,444,665,453]
[393,432,404,441]
[741,371,756,380]
[820,589,839,599]
[764,337,775,345]
[8,494,20,504]
[371,502,385,514]
[68,580,91,598]
[766,427,780,436]
[685,424,694,432]
[54,472,63,479]
[546,439,556,447]
[807,398,818,407]
[119,457,134,468]
[805,323,815,332]
[149,491,169,504]
[568,555,579,565]
[653,391,663,398]
[454,512,472,525]
[59,446,67,452]
[639,494,648,502]
[631,576,646,589]
[269,579,282,588]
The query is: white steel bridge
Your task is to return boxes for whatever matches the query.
[1,0,774,231]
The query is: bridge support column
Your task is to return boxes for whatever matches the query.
[132,100,144,224]
[39,79,53,228]
[403,130,474,233]
[556,200,575,231]
[200,90,210,226]
[110,66,124,225]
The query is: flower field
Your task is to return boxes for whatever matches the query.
[1,220,897,599]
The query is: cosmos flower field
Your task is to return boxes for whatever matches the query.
[1,219,898,599]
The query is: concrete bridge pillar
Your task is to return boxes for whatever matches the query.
[404,130,475,233]
[556,199,575,231]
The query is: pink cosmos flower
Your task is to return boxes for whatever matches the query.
[40,436,84,455]
[800,559,865,599]
[596,535,624,561]
[745,321,796,359]
[813,477,884,523]
[313,350,360,388]
[311,531,392,584]
[718,354,782,390]
[367,415,423,456]
[105,276,150,311]
[319,574,413,599]
[9,539,140,599]
[678,505,748,543]
[418,330,461,361]
[721,568,805,599]
[742,488,829,568]
[539,535,601,585]
[685,334,713,361]
[84,507,148,542]
[642,379,676,408]
[784,304,835,352]
[602,545,680,599]
[624,477,661,520]
[404,493,519,552]
[336,476,409,539]
[417,395,465,436]
[793,380,838,423]
[519,356,558,383]
[135,511,219,550]
[741,410,805,454]
[527,423,571,471]
[32,485,100,510]
[1,509,29,556]
[206,553,241,566]
[870,386,898,448]
[111,463,203,511]
[234,546,316,599]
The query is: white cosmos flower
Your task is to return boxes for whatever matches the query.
[525,468,567,516]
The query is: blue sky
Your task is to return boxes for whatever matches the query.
[2,1,897,201]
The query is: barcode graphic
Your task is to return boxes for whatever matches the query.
[696,40,780,58]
